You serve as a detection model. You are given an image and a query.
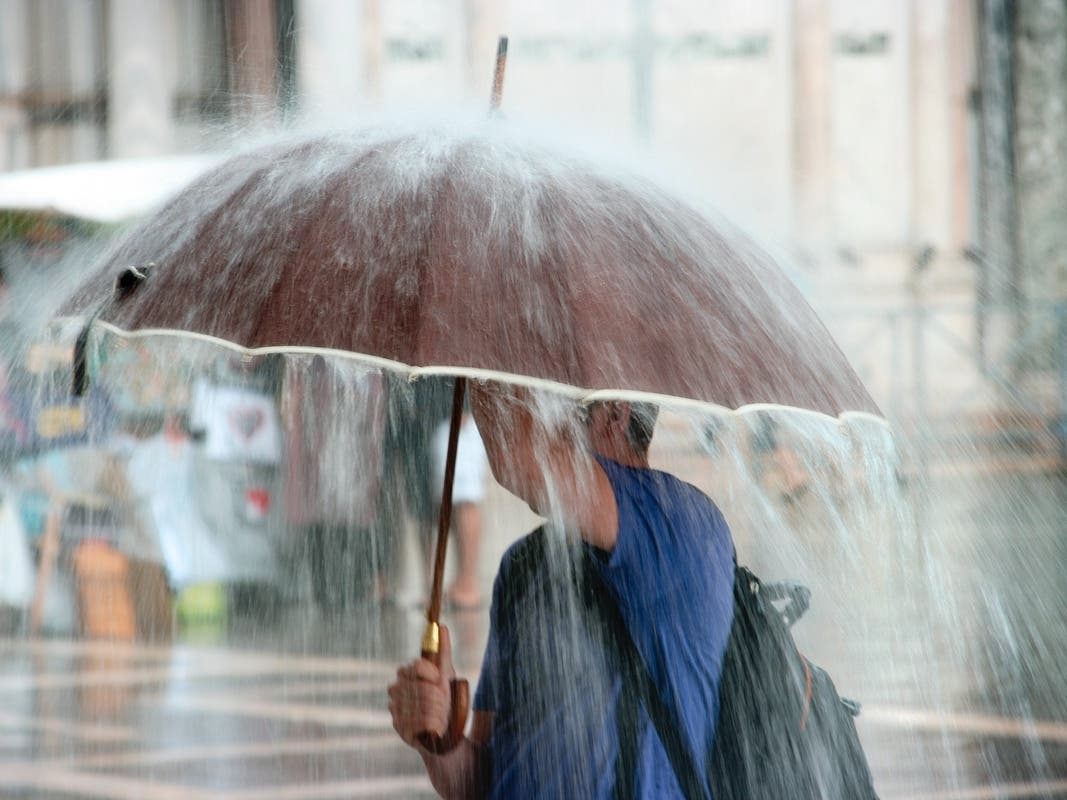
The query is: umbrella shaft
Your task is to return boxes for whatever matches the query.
[426,376,468,631]
[490,36,508,111]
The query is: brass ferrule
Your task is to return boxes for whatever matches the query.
[421,620,440,655]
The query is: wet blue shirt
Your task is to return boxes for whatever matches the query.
[473,457,735,798]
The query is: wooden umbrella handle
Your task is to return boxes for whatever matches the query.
[415,678,469,754]
[416,633,470,755]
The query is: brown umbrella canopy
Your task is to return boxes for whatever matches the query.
[69,122,878,417]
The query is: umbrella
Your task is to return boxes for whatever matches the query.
[66,134,877,415]
[64,82,880,756]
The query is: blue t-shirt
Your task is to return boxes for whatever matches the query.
[473,457,735,798]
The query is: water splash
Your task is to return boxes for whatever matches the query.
[0,116,1062,797]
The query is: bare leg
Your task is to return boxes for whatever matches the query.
[448,503,482,608]
[29,507,62,635]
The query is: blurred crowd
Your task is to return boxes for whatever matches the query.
[0,296,486,642]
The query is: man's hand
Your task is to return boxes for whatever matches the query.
[388,625,455,749]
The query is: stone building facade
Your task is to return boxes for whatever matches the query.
[4,0,1064,434]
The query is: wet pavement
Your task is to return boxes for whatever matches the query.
[0,632,434,799]
[2,464,1066,799]
[857,462,1067,800]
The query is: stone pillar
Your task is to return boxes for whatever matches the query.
[227,0,279,122]
[296,0,365,116]
[631,0,653,143]
[791,0,832,251]
[1013,0,1067,301]
[971,0,1024,381]
[909,0,953,252]
[828,0,911,247]
[0,0,31,170]
[947,0,977,252]
[973,0,1019,308]
[62,0,102,162]
[108,0,173,158]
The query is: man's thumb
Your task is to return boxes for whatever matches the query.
[439,624,456,680]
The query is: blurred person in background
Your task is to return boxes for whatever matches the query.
[0,423,33,631]
[189,356,285,617]
[281,356,389,612]
[101,413,176,640]
[116,413,227,615]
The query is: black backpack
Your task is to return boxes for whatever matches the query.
[585,554,879,799]
[704,565,880,799]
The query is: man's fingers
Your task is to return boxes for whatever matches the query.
[387,680,451,745]
[388,700,410,743]
[414,658,442,683]
[396,659,442,684]
[388,645,460,751]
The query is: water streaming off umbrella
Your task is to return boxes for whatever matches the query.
[0,118,1063,797]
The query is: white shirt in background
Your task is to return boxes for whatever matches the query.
[431,415,488,505]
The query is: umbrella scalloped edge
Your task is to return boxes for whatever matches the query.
[86,319,890,430]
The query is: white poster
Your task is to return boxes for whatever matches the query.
[190,382,281,465]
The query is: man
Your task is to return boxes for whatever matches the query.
[389,384,735,798]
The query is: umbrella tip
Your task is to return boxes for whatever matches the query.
[489,35,509,114]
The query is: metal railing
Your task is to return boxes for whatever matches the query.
[823,299,1067,463]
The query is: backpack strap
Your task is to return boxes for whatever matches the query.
[612,656,641,799]
[582,549,710,800]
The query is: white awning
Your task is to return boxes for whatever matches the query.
[0,155,219,223]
